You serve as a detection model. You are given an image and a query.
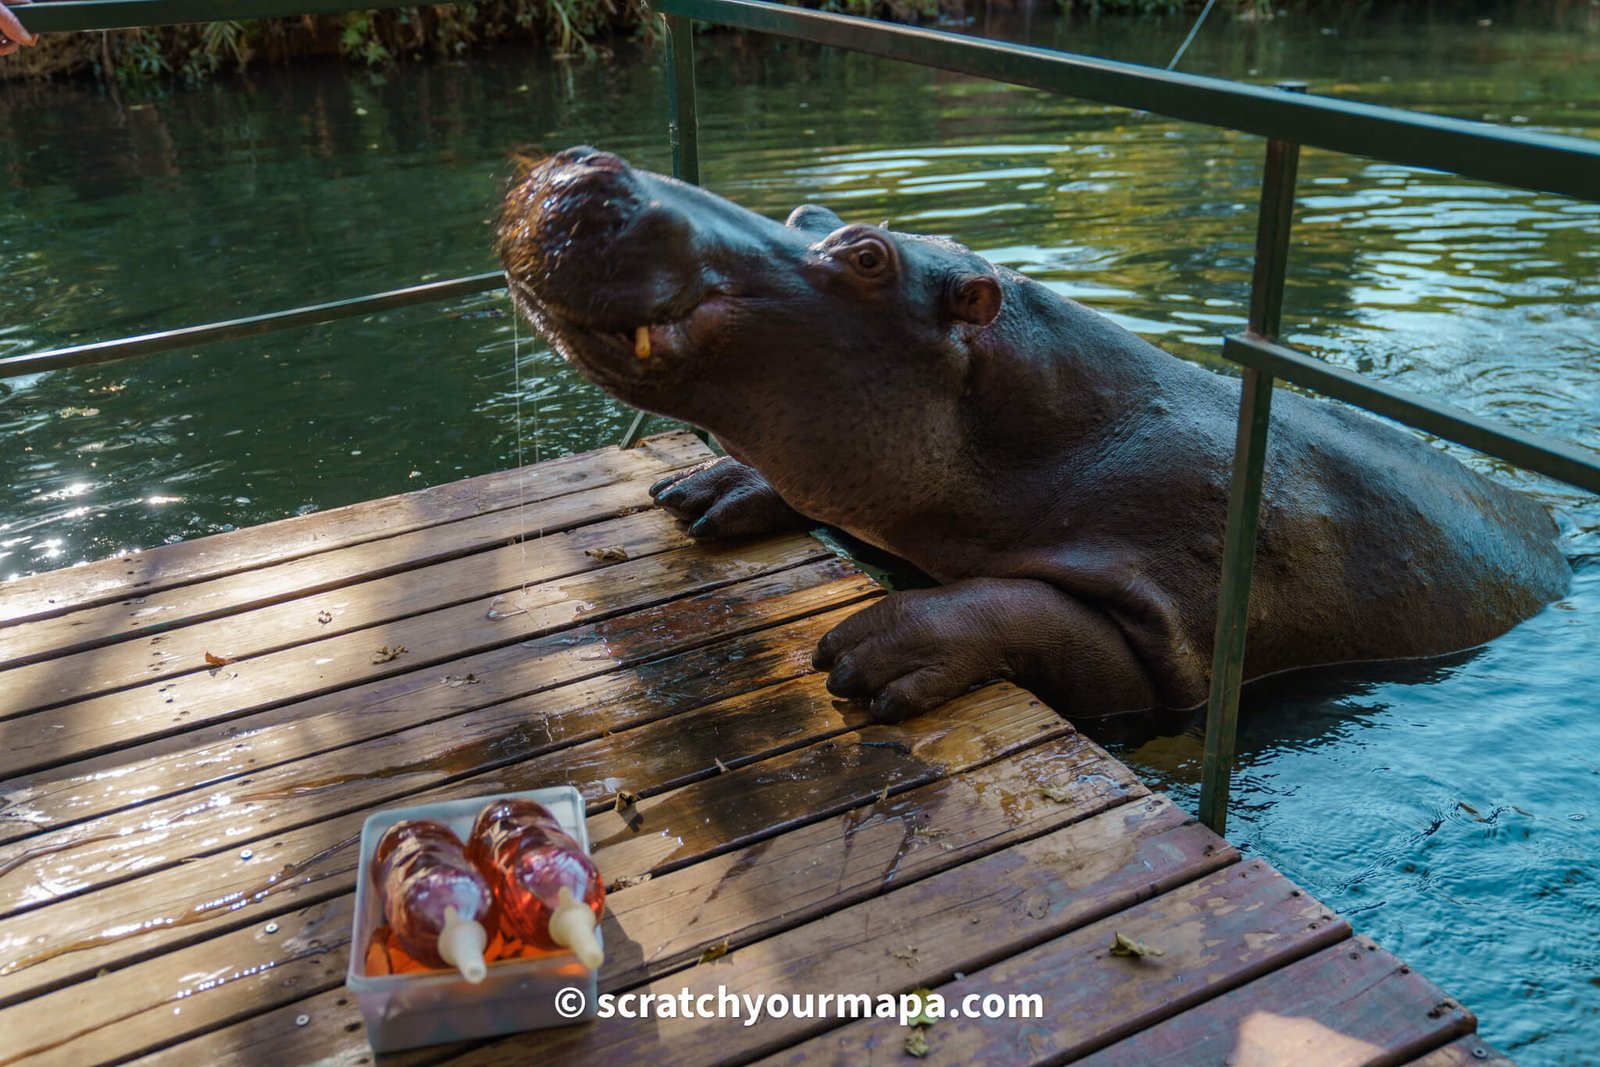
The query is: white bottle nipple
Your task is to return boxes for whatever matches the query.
[547,885,604,970]
[437,904,489,984]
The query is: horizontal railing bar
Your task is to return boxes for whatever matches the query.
[15,0,469,33]
[655,0,1600,203]
[0,272,504,380]
[1222,333,1600,495]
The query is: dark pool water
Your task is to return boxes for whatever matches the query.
[2,4,1597,1060]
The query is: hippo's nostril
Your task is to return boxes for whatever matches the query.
[552,146,626,173]
[585,152,627,173]
[553,145,600,165]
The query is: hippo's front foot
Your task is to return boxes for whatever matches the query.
[649,457,810,539]
[812,578,1161,722]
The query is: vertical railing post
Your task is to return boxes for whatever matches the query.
[621,13,701,449]
[664,13,701,186]
[1197,81,1307,836]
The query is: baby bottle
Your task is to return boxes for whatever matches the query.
[468,797,605,969]
[371,819,495,983]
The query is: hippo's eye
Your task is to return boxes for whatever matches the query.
[844,238,891,278]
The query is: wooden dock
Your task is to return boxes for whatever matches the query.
[0,430,1509,1066]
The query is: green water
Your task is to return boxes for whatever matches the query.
[2,4,1597,1060]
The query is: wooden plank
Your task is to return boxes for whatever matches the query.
[0,560,876,847]
[0,464,700,677]
[0,569,876,924]
[130,747,1181,1067]
[0,610,1027,990]
[0,681,1078,1063]
[773,860,1349,1066]
[1,668,864,926]
[1075,936,1476,1067]
[0,894,355,1067]
[0,671,1057,926]
[0,672,853,1064]
[596,736,1148,990]
[0,432,709,627]
[136,995,384,1067]
[1400,1036,1514,1066]
[582,682,1067,880]
[0,533,834,779]
[431,798,1237,1067]
[0,601,876,1003]
[0,506,695,714]
[0,728,1135,1066]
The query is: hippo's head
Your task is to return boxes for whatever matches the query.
[495,148,1009,510]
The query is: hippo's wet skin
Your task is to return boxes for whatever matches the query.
[498,147,1570,723]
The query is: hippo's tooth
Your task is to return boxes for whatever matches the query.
[634,326,651,360]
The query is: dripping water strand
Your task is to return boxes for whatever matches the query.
[488,286,536,620]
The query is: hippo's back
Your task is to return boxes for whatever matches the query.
[1240,386,1570,675]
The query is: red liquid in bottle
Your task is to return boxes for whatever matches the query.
[371,819,496,983]
[469,798,605,969]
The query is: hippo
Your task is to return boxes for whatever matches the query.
[496,146,1570,724]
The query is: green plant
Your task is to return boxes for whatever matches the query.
[340,12,393,65]
[185,20,252,79]
[115,29,170,83]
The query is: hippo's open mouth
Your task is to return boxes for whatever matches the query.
[495,145,825,398]
[505,271,730,376]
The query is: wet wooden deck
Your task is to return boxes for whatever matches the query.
[0,430,1509,1066]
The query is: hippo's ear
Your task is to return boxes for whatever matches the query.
[949,273,1002,327]
[786,204,846,235]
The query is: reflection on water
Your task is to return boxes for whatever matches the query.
[1126,561,1600,1063]
[0,2,1596,1060]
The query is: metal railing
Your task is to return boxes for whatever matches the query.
[12,0,1600,835]
[645,0,1600,838]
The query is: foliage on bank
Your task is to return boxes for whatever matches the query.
[1,2,637,83]
[0,0,1402,84]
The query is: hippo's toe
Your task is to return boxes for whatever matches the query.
[649,456,808,539]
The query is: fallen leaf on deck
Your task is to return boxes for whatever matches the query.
[698,939,730,964]
[372,645,408,664]
[614,790,643,831]
[1040,786,1075,803]
[204,652,235,666]
[443,673,481,687]
[585,545,630,563]
[316,610,333,625]
[904,1028,930,1058]
[1110,932,1164,958]
[893,945,920,966]
[611,873,652,891]
[905,988,938,1028]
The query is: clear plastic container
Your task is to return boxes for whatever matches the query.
[346,786,600,1052]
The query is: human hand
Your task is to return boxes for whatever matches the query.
[1,0,38,57]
